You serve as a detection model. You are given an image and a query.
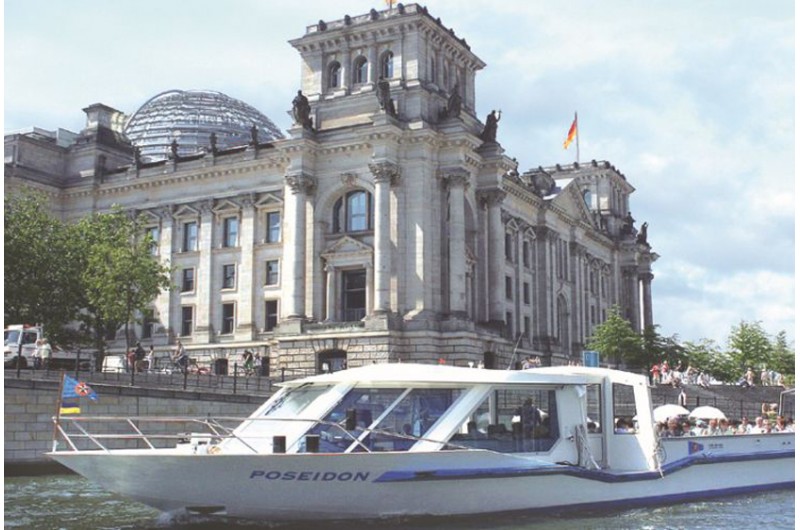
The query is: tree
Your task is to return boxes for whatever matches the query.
[75,208,172,363]
[727,321,772,376]
[682,338,736,382]
[585,305,642,368]
[3,191,84,346]
[640,325,685,370]
[770,331,795,385]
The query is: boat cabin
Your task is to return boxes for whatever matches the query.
[222,364,658,472]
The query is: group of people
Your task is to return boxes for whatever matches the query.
[659,414,794,438]
[30,338,52,370]
[650,360,786,389]
[125,340,190,374]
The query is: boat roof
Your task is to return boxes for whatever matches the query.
[280,363,647,388]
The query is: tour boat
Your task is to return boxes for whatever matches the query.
[47,363,794,521]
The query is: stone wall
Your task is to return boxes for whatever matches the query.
[4,378,264,474]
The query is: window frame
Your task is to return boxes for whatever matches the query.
[180,306,194,337]
[353,56,368,85]
[266,210,281,244]
[265,259,280,286]
[221,302,235,335]
[265,300,279,332]
[342,269,367,321]
[222,263,237,290]
[328,61,342,89]
[183,221,198,252]
[223,216,239,248]
[181,268,195,293]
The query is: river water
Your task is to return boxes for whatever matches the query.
[3,474,794,530]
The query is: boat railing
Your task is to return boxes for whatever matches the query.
[50,414,482,455]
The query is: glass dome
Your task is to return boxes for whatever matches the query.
[124,89,284,161]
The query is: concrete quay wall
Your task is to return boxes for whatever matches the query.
[4,377,265,474]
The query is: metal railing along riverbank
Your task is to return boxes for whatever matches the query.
[4,363,319,396]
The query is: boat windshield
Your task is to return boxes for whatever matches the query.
[262,384,332,418]
[295,386,465,453]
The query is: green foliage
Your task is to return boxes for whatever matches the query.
[682,338,736,382]
[640,325,685,369]
[3,191,84,346]
[727,321,773,374]
[75,208,172,354]
[4,194,171,358]
[586,305,642,367]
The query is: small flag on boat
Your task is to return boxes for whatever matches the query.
[59,375,98,414]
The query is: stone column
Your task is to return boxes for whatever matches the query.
[368,161,399,315]
[443,170,469,317]
[639,272,654,330]
[237,194,255,339]
[478,189,506,323]
[154,207,173,342]
[282,173,315,320]
[325,263,336,321]
[195,200,214,342]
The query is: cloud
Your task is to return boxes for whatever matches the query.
[4,0,794,347]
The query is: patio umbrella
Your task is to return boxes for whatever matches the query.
[689,405,727,420]
[653,404,690,423]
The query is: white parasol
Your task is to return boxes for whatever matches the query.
[689,405,727,420]
[652,404,690,423]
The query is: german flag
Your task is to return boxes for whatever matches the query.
[563,114,578,149]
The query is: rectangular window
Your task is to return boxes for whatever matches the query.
[506,311,514,338]
[523,282,530,305]
[181,268,195,292]
[342,269,367,321]
[505,276,513,300]
[265,259,280,286]
[505,233,513,261]
[265,300,278,331]
[586,384,603,433]
[223,217,239,248]
[141,311,157,340]
[613,383,637,434]
[145,226,159,256]
[266,211,281,243]
[524,316,531,341]
[181,306,193,337]
[183,221,198,252]
[222,264,236,289]
[523,241,530,267]
[221,303,235,335]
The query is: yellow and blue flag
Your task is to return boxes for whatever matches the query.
[60,375,98,415]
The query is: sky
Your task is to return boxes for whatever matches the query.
[4,0,795,348]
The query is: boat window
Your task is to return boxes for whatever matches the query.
[262,384,331,418]
[612,383,638,434]
[448,388,558,453]
[586,384,603,433]
[297,387,406,453]
[297,387,465,453]
[368,388,465,452]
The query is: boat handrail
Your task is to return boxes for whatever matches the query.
[50,414,515,456]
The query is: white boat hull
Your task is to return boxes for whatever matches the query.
[49,433,794,521]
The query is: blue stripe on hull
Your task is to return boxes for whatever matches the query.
[374,450,795,484]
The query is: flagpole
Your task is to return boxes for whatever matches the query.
[52,370,66,451]
[574,111,580,164]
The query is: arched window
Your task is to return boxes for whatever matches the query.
[353,56,368,84]
[333,190,373,233]
[380,51,394,79]
[583,189,592,209]
[328,61,342,89]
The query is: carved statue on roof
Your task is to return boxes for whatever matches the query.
[377,77,397,117]
[292,90,313,130]
[480,110,501,143]
[636,222,649,245]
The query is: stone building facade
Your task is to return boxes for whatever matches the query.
[4,4,657,374]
